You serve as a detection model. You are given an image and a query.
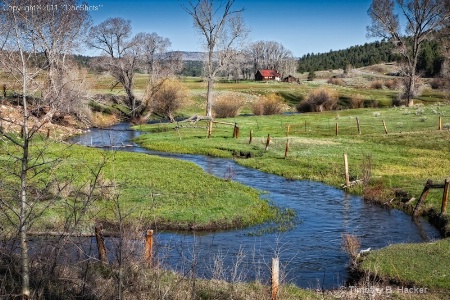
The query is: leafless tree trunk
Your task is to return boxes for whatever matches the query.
[0,1,91,297]
[88,18,180,121]
[183,0,249,134]
[135,33,183,123]
[87,18,138,118]
[367,0,450,106]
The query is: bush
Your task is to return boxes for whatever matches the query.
[370,80,384,89]
[363,99,380,108]
[148,78,190,122]
[296,101,313,113]
[327,77,345,86]
[349,94,365,109]
[251,94,286,115]
[384,79,400,90]
[297,88,338,112]
[430,78,448,90]
[212,93,244,118]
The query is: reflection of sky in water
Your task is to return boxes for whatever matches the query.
[69,124,441,289]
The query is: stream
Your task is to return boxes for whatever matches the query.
[69,123,441,289]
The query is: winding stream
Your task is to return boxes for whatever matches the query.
[70,123,441,289]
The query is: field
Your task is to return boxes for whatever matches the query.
[2,64,450,298]
[125,68,450,295]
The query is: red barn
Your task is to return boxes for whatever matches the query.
[255,70,281,81]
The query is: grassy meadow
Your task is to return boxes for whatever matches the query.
[127,71,450,295]
[0,137,278,234]
[135,103,450,224]
[2,65,450,297]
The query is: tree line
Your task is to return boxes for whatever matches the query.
[298,39,446,78]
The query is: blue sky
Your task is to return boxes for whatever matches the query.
[86,0,377,57]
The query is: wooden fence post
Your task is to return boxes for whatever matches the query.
[265,134,271,151]
[441,178,449,215]
[383,120,388,134]
[271,257,279,300]
[439,116,442,131]
[413,179,433,217]
[286,124,291,137]
[356,117,361,135]
[335,123,339,136]
[344,153,350,188]
[233,123,239,139]
[284,139,289,159]
[145,229,154,265]
[249,130,253,144]
[207,121,213,138]
[94,226,108,264]
[2,84,6,97]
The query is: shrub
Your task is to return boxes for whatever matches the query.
[384,79,400,90]
[363,99,379,108]
[212,93,244,118]
[341,233,360,266]
[296,101,313,113]
[251,93,286,115]
[307,71,316,81]
[430,78,447,90]
[297,88,338,112]
[349,94,365,109]
[147,78,190,122]
[370,80,384,89]
[327,77,345,86]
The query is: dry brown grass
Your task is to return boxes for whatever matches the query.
[349,94,365,109]
[213,93,245,118]
[341,233,361,266]
[370,80,384,90]
[91,111,120,127]
[384,78,400,90]
[327,77,345,86]
[297,88,338,112]
[430,78,448,90]
[251,93,286,115]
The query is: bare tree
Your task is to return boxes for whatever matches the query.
[88,19,180,121]
[367,0,450,106]
[0,1,91,297]
[87,17,141,118]
[134,33,184,123]
[247,40,296,78]
[133,32,172,76]
[183,0,249,136]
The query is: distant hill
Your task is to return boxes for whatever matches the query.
[298,40,444,77]
[176,51,205,61]
[298,40,398,73]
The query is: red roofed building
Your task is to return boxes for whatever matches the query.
[255,69,281,81]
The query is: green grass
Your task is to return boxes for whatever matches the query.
[359,238,450,289]
[0,139,278,232]
[132,104,450,295]
[134,104,450,219]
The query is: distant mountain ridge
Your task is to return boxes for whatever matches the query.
[175,51,205,61]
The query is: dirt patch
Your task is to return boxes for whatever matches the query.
[0,103,85,139]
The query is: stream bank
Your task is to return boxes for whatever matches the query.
[69,123,441,289]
